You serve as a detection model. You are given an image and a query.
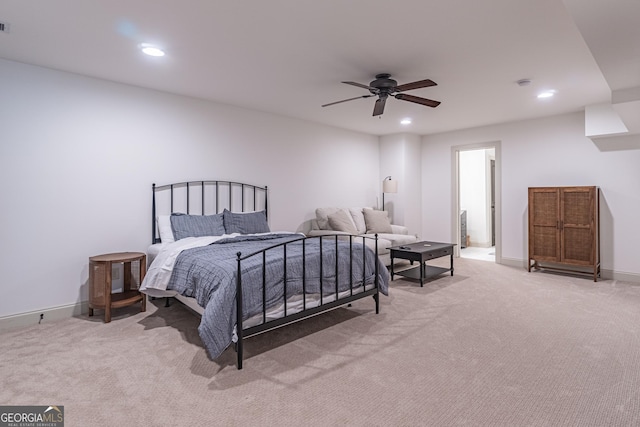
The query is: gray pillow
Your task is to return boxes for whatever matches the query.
[170,213,225,240]
[327,210,358,234]
[223,209,270,234]
[363,208,393,233]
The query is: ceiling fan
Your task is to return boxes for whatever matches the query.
[322,73,441,116]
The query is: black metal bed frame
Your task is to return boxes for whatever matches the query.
[152,180,268,244]
[152,180,380,369]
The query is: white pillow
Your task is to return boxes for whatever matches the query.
[348,208,367,234]
[315,207,342,230]
[157,215,175,243]
[363,208,393,233]
[328,210,358,234]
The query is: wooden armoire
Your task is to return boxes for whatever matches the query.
[528,186,600,281]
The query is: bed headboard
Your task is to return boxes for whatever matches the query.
[152,180,268,244]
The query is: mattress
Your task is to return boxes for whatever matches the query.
[147,243,163,265]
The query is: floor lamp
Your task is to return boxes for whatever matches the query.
[382,176,398,211]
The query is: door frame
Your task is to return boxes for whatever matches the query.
[451,141,502,262]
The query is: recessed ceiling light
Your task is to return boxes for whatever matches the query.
[400,118,412,125]
[140,44,165,57]
[537,90,556,99]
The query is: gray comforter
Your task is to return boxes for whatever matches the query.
[167,233,389,359]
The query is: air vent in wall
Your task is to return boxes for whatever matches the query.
[0,21,10,33]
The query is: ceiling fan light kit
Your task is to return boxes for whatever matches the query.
[322,73,441,117]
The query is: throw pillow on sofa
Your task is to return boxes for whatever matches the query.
[348,207,367,234]
[316,207,367,233]
[315,207,342,230]
[363,208,393,234]
[328,209,358,234]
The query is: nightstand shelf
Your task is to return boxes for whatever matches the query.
[89,252,147,323]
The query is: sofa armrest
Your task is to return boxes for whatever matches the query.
[390,224,409,235]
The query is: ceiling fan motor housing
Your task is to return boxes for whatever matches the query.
[369,73,398,95]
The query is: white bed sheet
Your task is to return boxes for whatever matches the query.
[141,235,233,297]
[146,243,163,265]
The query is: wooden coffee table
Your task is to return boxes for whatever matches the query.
[389,241,456,287]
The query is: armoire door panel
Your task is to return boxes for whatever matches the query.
[532,226,559,260]
[562,189,593,226]
[531,191,559,226]
[562,227,594,265]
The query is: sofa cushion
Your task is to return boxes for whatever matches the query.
[348,208,367,234]
[358,235,393,254]
[376,233,418,246]
[390,224,409,235]
[363,208,393,233]
[315,207,342,230]
[327,210,358,234]
[316,207,371,233]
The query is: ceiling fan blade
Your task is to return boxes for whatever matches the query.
[373,98,386,116]
[394,79,437,92]
[395,93,441,108]
[321,95,374,107]
[343,81,377,91]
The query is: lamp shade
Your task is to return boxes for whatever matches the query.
[382,178,398,193]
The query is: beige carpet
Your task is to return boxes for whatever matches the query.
[2,258,640,426]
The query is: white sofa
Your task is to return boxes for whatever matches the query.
[305,207,418,266]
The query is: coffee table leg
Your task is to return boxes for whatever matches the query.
[420,262,424,287]
[390,255,395,280]
[450,252,454,276]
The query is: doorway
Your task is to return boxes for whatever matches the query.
[453,143,501,263]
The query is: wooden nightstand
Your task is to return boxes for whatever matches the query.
[89,252,147,322]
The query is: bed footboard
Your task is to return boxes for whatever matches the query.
[234,234,380,369]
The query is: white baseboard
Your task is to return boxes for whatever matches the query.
[499,257,526,268]
[0,301,88,332]
[498,257,640,284]
[601,269,640,283]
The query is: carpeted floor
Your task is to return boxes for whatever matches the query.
[2,258,640,426]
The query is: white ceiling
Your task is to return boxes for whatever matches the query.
[0,0,635,136]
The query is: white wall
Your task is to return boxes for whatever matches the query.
[379,133,421,236]
[422,112,640,279]
[0,59,380,318]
